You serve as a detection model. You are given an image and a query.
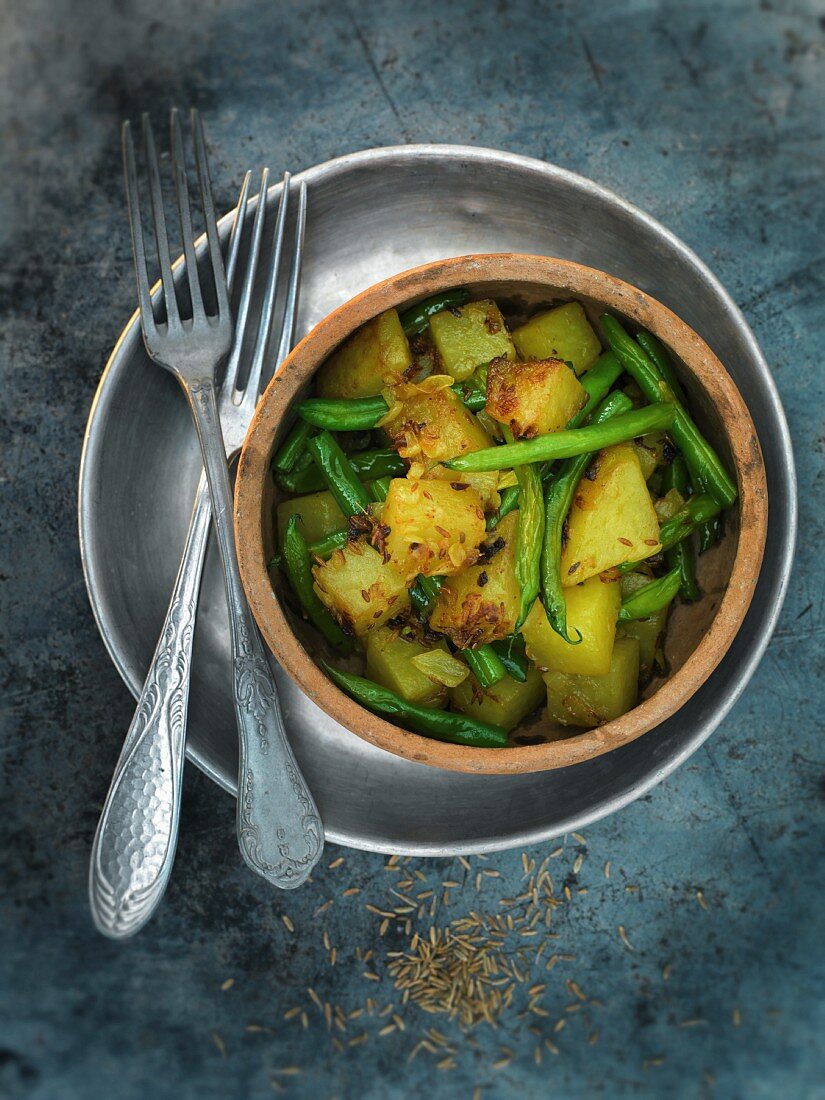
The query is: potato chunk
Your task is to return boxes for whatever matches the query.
[366,628,449,708]
[450,664,545,732]
[512,301,601,375]
[382,479,486,581]
[277,490,346,546]
[522,575,621,677]
[560,444,662,585]
[486,357,587,438]
[428,299,515,381]
[384,381,499,507]
[429,513,521,647]
[313,542,410,637]
[316,308,412,398]
[544,637,640,728]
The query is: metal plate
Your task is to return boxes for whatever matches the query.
[78,145,796,855]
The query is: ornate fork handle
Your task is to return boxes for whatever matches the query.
[89,476,212,937]
[186,377,323,887]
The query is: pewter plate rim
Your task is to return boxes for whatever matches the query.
[78,143,797,854]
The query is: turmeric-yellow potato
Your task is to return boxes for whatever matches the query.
[312,541,410,637]
[511,301,601,375]
[277,490,346,546]
[486,356,587,438]
[544,637,640,728]
[365,627,450,708]
[449,664,545,733]
[521,575,621,677]
[316,309,412,398]
[382,478,486,581]
[428,299,515,381]
[429,513,521,648]
[383,381,499,507]
[560,444,662,585]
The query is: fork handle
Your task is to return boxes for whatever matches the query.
[185,376,324,888]
[89,473,212,937]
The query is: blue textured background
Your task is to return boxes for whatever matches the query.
[1,1,823,1097]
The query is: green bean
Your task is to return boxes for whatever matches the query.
[410,574,444,617]
[444,404,675,472]
[636,330,687,403]
[299,394,388,431]
[271,420,313,474]
[618,567,681,622]
[277,447,405,494]
[662,456,699,602]
[601,315,737,508]
[306,431,372,517]
[490,637,528,683]
[298,365,486,431]
[502,424,543,631]
[461,645,507,688]
[699,513,723,554]
[567,350,624,428]
[399,289,471,336]
[322,663,508,748]
[369,476,393,503]
[308,530,348,560]
[282,517,352,651]
[486,484,521,530]
[541,391,633,643]
[658,493,722,551]
[449,362,489,413]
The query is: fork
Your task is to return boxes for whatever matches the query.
[89,110,322,937]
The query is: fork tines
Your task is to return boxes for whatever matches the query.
[122,108,229,338]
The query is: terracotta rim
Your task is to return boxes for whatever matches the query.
[235,254,768,775]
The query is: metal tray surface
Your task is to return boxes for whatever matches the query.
[78,145,796,854]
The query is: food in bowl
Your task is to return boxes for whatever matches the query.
[270,290,737,750]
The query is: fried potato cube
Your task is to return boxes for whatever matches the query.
[312,541,410,637]
[382,478,486,580]
[384,382,499,507]
[428,299,515,381]
[512,301,601,375]
[449,663,545,733]
[365,627,450,708]
[277,490,346,546]
[543,637,640,728]
[560,444,662,585]
[316,308,412,398]
[522,575,621,677]
[486,356,587,438]
[429,512,521,648]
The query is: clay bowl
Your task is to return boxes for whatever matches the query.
[235,254,767,775]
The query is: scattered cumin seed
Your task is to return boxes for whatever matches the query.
[272,1066,301,1076]
[544,1038,559,1054]
[572,854,584,875]
[618,925,633,950]
[696,889,709,910]
[348,1033,368,1047]
[679,1018,708,1028]
[328,856,344,869]
[363,971,380,982]
[733,1007,742,1027]
[604,860,611,879]
[300,1012,309,1029]
[587,1031,599,1045]
[220,978,235,991]
[662,962,672,982]
[281,915,295,933]
[315,900,333,915]
[283,1006,301,1020]
[572,832,586,844]
[211,1033,226,1058]
[343,887,361,897]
